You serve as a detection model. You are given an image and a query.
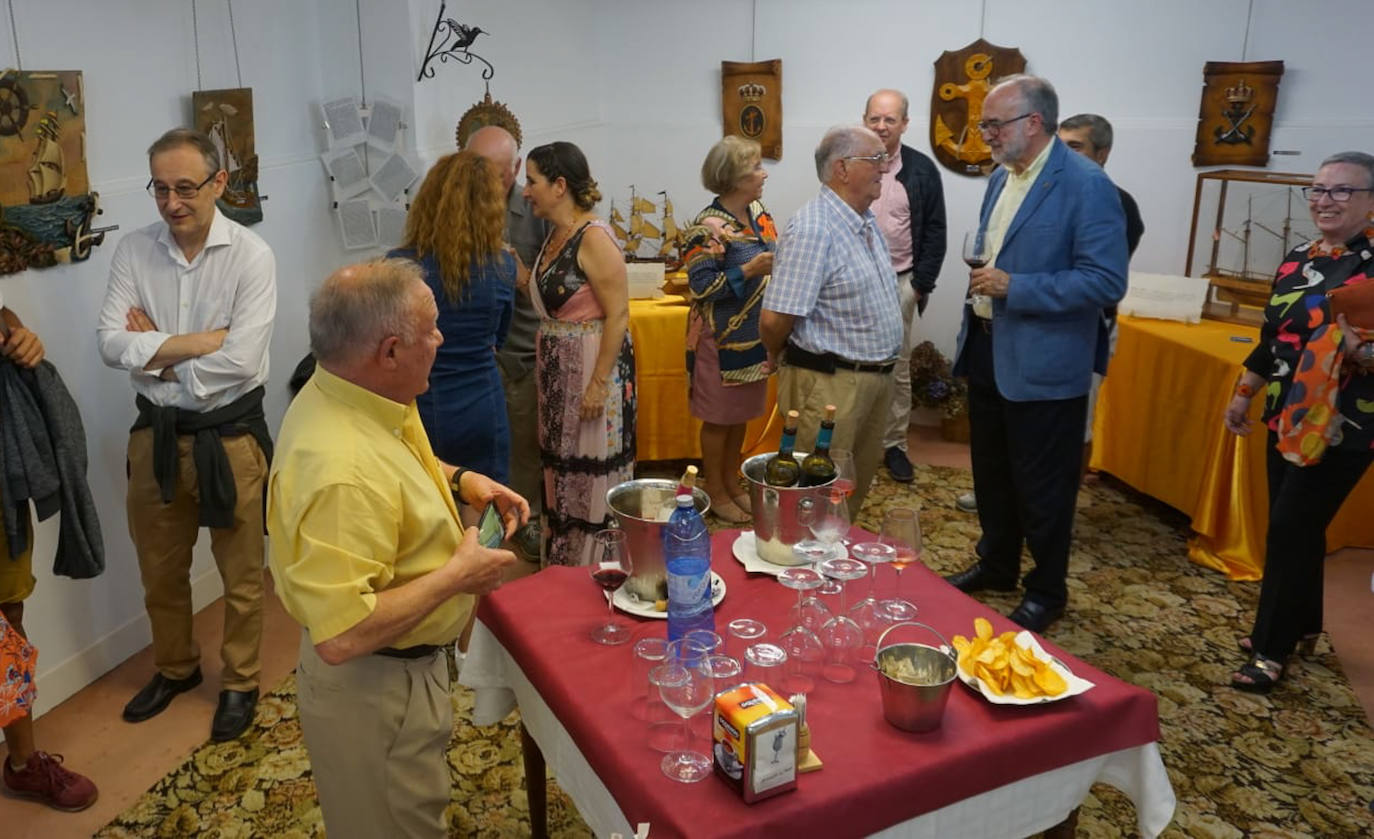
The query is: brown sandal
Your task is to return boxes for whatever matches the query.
[731,493,753,514]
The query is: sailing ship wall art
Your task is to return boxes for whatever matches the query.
[193,88,263,226]
[0,69,112,275]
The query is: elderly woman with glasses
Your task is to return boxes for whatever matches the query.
[1224,150,1374,693]
[680,136,777,523]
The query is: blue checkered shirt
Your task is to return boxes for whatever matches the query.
[764,186,902,362]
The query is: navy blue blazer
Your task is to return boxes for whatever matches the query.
[953,138,1128,402]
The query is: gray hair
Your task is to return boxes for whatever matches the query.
[309,258,426,365]
[814,125,882,182]
[993,74,1059,134]
[1320,151,1374,188]
[701,135,762,195]
[147,128,222,176]
[1060,113,1113,151]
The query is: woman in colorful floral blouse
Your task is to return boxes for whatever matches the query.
[1223,151,1374,692]
[682,136,776,523]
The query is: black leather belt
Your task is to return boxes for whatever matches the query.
[375,644,443,659]
[785,343,895,375]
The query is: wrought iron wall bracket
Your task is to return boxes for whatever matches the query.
[416,2,494,83]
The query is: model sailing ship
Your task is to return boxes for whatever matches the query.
[609,186,684,269]
[27,112,65,204]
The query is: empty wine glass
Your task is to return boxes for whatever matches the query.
[817,556,867,683]
[777,567,826,694]
[725,618,767,661]
[654,658,716,783]
[964,229,993,319]
[879,508,921,622]
[587,529,633,645]
[793,487,850,564]
[848,541,896,648]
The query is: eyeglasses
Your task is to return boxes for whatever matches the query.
[146,172,217,200]
[1302,186,1374,203]
[843,151,890,166]
[976,113,1033,135]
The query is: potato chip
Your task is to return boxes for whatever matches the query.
[953,619,1072,700]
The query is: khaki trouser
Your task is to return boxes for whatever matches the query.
[296,633,453,839]
[126,427,266,690]
[884,273,920,451]
[500,362,543,513]
[777,363,894,518]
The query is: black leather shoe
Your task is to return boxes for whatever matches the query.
[884,446,915,483]
[944,563,1018,594]
[210,688,259,742]
[1008,599,1065,634]
[122,669,203,723]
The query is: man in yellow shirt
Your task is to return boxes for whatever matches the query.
[267,258,526,838]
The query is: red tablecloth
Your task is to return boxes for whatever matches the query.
[477,530,1161,839]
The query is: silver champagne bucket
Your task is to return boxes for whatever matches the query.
[741,452,832,567]
[606,479,711,602]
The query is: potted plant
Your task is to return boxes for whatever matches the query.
[908,341,970,443]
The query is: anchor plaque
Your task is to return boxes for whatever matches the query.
[1191,60,1284,168]
[929,39,1025,177]
[721,59,781,161]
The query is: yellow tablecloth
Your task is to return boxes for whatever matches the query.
[1090,315,1374,579]
[628,296,781,461]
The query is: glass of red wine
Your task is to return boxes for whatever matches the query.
[963,229,993,318]
[588,529,633,645]
[879,507,921,622]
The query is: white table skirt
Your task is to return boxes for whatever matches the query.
[460,620,1177,838]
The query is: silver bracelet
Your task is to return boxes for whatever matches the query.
[1355,341,1374,368]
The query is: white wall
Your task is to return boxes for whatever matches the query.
[2,0,1370,714]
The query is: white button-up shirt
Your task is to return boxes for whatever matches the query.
[97,208,276,411]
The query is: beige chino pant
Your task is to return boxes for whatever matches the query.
[126,428,266,690]
[777,363,894,518]
[296,632,454,839]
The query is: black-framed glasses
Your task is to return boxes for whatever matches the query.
[146,172,217,200]
[976,112,1033,135]
[1302,186,1374,203]
[843,151,890,166]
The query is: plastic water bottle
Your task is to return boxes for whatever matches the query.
[664,495,714,642]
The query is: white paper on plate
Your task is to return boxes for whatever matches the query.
[1117,271,1210,324]
[321,96,366,148]
[375,205,409,248]
[321,146,371,199]
[369,152,419,203]
[336,198,378,250]
[365,96,404,152]
[957,630,1095,705]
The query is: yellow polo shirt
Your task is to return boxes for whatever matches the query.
[267,366,471,646]
[986,139,1054,263]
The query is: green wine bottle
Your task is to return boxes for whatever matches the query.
[765,410,802,487]
[800,404,838,487]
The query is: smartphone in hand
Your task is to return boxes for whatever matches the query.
[476,501,504,549]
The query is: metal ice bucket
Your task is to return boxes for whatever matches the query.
[606,479,710,602]
[871,622,958,733]
[741,452,833,567]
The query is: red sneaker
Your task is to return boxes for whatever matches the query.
[3,751,99,812]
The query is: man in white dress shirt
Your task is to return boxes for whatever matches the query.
[97,128,276,741]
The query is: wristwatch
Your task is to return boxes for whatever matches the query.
[1354,341,1374,368]
[449,467,471,502]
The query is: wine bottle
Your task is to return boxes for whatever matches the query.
[800,405,838,487]
[659,464,700,521]
[765,410,802,487]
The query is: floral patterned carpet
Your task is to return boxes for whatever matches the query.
[97,466,1374,838]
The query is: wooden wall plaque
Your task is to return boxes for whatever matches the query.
[1191,60,1284,168]
[930,39,1025,177]
[722,59,781,161]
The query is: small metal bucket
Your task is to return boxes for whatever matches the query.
[871,622,958,733]
[741,452,832,567]
[606,479,710,602]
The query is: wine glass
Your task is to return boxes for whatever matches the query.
[587,529,633,645]
[816,556,868,683]
[963,229,993,319]
[831,449,857,498]
[654,658,715,783]
[879,508,921,622]
[848,541,897,649]
[777,567,825,694]
[792,487,851,564]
